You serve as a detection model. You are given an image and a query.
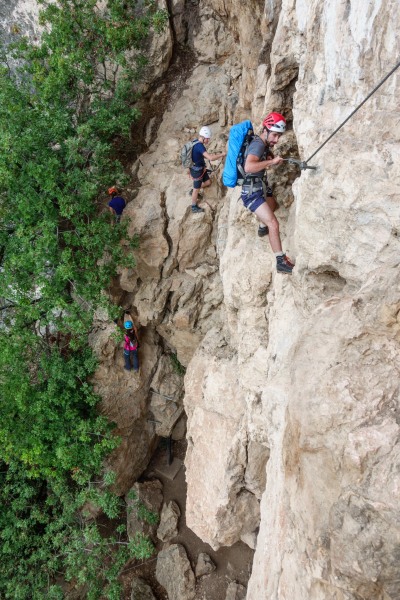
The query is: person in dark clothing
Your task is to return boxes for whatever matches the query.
[108,186,126,222]
[189,126,226,213]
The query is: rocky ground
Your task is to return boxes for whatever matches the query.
[120,438,254,600]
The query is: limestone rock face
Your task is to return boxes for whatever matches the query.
[184,327,261,549]
[0,0,42,47]
[125,188,170,283]
[88,323,160,494]
[170,0,186,44]
[60,0,400,594]
[242,1,400,599]
[139,0,173,91]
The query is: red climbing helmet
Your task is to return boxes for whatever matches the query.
[262,112,287,133]
[108,186,118,195]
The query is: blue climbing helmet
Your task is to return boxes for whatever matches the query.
[124,321,133,330]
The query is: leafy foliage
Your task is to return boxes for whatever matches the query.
[170,352,186,375]
[0,0,167,597]
[127,489,160,525]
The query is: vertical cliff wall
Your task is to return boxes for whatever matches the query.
[181,1,400,599]
[240,2,400,599]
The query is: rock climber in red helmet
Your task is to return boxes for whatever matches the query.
[241,112,294,274]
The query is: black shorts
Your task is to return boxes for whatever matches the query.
[190,167,210,189]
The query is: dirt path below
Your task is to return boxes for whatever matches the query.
[121,438,254,599]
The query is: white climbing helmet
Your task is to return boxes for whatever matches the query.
[199,126,212,139]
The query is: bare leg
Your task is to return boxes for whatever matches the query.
[254,201,282,253]
[266,195,278,212]
[258,196,278,235]
[191,187,200,207]
[191,179,211,206]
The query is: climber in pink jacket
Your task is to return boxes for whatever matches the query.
[123,318,139,372]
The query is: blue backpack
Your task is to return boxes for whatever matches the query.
[222,120,254,187]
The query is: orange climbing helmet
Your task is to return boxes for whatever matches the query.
[108,186,118,195]
[262,112,286,133]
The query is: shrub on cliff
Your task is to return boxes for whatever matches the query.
[0,1,167,598]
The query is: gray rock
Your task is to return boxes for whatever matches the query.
[156,544,196,600]
[131,577,156,600]
[126,479,163,541]
[240,530,257,550]
[225,581,247,600]
[195,552,216,578]
[157,500,181,542]
[172,413,187,440]
[149,355,185,437]
[244,441,269,499]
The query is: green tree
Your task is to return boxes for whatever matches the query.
[0,1,167,597]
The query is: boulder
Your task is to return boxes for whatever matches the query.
[195,552,216,578]
[225,582,247,600]
[155,544,196,600]
[149,355,185,437]
[131,578,157,600]
[126,480,163,541]
[157,500,181,542]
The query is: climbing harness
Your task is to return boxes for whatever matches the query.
[242,177,269,197]
[190,167,207,181]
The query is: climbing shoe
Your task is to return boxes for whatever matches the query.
[191,205,205,213]
[276,254,294,274]
[258,225,269,237]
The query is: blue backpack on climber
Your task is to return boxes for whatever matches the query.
[222,120,255,187]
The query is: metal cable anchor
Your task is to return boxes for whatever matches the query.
[285,158,317,170]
